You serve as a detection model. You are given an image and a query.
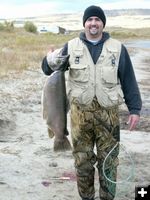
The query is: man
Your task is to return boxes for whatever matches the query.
[41,5,142,200]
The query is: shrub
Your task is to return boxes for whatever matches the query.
[0,23,5,31]
[4,21,14,31]
[24,21,37,33]
[0,21,14,32]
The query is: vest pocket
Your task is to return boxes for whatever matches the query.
[102,66,118,85]
[69,64,89,83]
[103,85,124,105]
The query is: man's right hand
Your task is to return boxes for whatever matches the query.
[47,48,63,66]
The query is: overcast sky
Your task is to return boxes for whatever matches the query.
[0,0,150,19]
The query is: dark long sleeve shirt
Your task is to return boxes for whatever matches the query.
[41,32,142,115]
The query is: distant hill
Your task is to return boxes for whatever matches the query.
[0,9,150,21]
[105,9,150,17]
[0,9,150,30]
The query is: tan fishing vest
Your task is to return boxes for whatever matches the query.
[67,37,124,108]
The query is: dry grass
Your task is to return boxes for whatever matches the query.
[0,27,149,76]
[106,27,150,40]
[0,28,77,75]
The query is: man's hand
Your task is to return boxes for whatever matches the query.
[47,48,62,65]
[47,45,55,53]
[127,114,140,131]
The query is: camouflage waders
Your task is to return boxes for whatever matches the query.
[70,97,120,200]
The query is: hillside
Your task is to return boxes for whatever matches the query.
[105,8,150,16]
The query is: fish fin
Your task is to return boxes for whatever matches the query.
[48,128,54,138]
[54,136,72,152]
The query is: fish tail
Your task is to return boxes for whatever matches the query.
[54,136,72,152]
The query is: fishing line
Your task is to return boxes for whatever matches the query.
[102,141,135,184]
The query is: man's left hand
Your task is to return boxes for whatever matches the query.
[127,114,140,131]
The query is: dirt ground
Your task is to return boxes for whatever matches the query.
[0,42,150,200]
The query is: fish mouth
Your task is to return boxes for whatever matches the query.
[51,55,70,71]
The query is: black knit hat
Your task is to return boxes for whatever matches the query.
[83,5,106,27]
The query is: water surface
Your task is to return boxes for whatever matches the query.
[125,40,150,49]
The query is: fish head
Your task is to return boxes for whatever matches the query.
[50,55,70,71]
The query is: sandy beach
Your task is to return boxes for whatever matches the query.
[0,40,150,200]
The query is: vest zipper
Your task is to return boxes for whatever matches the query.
[94,64,96,96]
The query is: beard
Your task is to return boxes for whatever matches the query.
[89,27,99,35]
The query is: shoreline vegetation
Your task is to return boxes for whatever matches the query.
[0,26,150,75]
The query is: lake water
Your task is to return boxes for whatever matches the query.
[125,40,150,49]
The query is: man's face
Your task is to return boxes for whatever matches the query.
[84,16,104,38]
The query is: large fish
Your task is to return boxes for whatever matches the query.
[42,55,71,152]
